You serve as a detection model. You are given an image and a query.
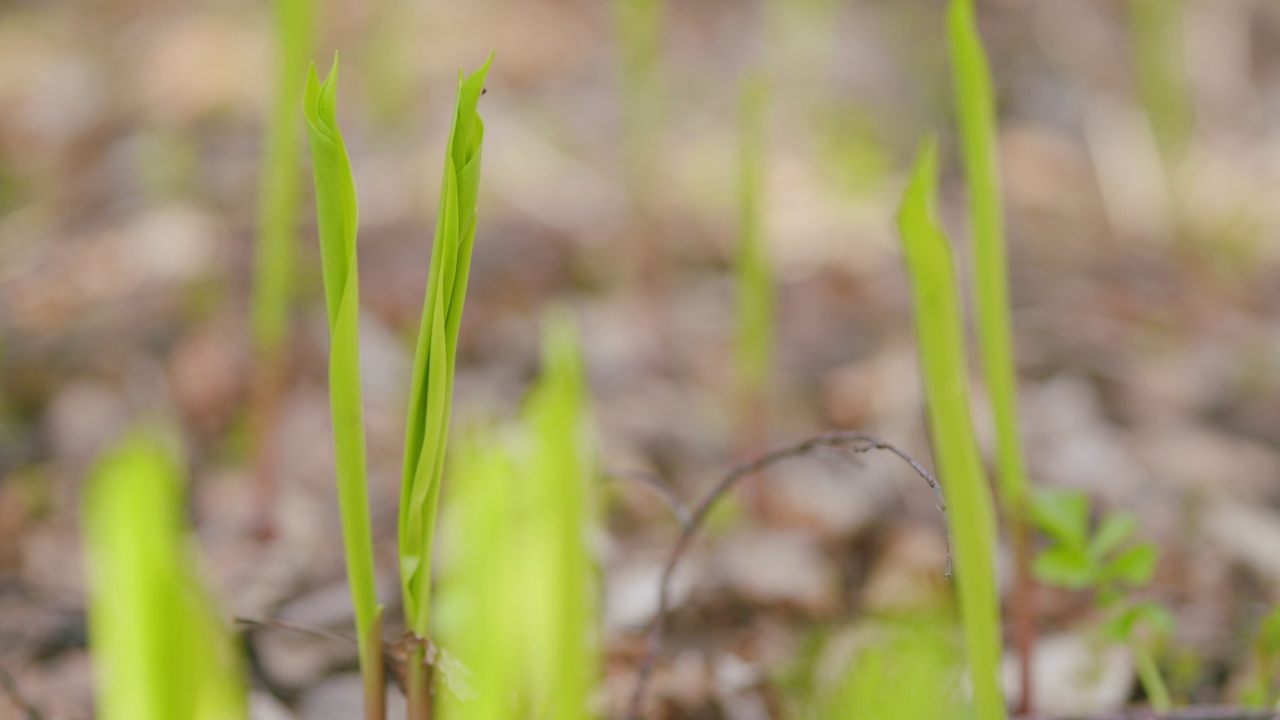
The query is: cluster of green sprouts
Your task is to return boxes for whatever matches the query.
[77,1,1219,719]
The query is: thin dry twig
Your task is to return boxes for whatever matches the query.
[608,468,694,532]
[625,430,948,720]
[235,615,473,702]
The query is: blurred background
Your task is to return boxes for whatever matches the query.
[3,0,1280,717]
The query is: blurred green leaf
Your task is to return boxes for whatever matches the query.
[1103,543,1158,586]
[1105,601,1174,644]
[251,0,312,355]
[814,618,966,720]
[734,72,774,399]
[1258,605,1280,656]
[438,311,598,720]
[1032,545,1095,590]
[1030,488,1089,548]
[83,431,247,720]
[1091,512,1139,559]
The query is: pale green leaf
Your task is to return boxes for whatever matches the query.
[83,431,247,720]
[896,136,1005,720]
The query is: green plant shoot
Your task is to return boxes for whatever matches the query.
[522,311,596,719]
[734,73,773,404]
[896,137,1005,720]
[1240,606,1280,707]
[948,0,1030,520]
[438,311,597,720]
[252,0,312,364]
[615,0,664,192]
[83,431,247,720]
[302,56,385,720]
[1127,0,1191,159]
[947,1,1036,705]
[437,435,522,720]
[249,0,312,533]
[399,54,492,716]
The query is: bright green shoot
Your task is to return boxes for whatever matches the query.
[734,73,773,407]
[302,56,385,720]
[947,0,1035,706]
[83,430,247,720]
[399,54,491,717]
[896,137,1006,720]
[438,311,597,720]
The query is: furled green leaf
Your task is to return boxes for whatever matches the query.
[83,431,247,720]
[1030,488,1090,548]
[399,53,493,643]
[303,56,385,716]
[1103,542,1158,586]
[1032,545,1095,590]
[896,136,1005,720]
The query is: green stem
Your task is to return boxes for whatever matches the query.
[1133,642,1172,712]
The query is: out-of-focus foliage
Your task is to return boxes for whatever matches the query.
[809,617,965,720]
[399,53,492,644]
[251,0,311,358]
[734,73,773,401]
[438,310,597,720]
[82,431,247,720]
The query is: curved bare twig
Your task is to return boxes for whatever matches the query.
[607,468,694,532]
[625,431,948,720]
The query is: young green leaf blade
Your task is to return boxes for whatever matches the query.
[83,431,247,720]
[399,54,492,641]
[896,136,1006,720]
[948,0,1030,520]
[302,56,385,720]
